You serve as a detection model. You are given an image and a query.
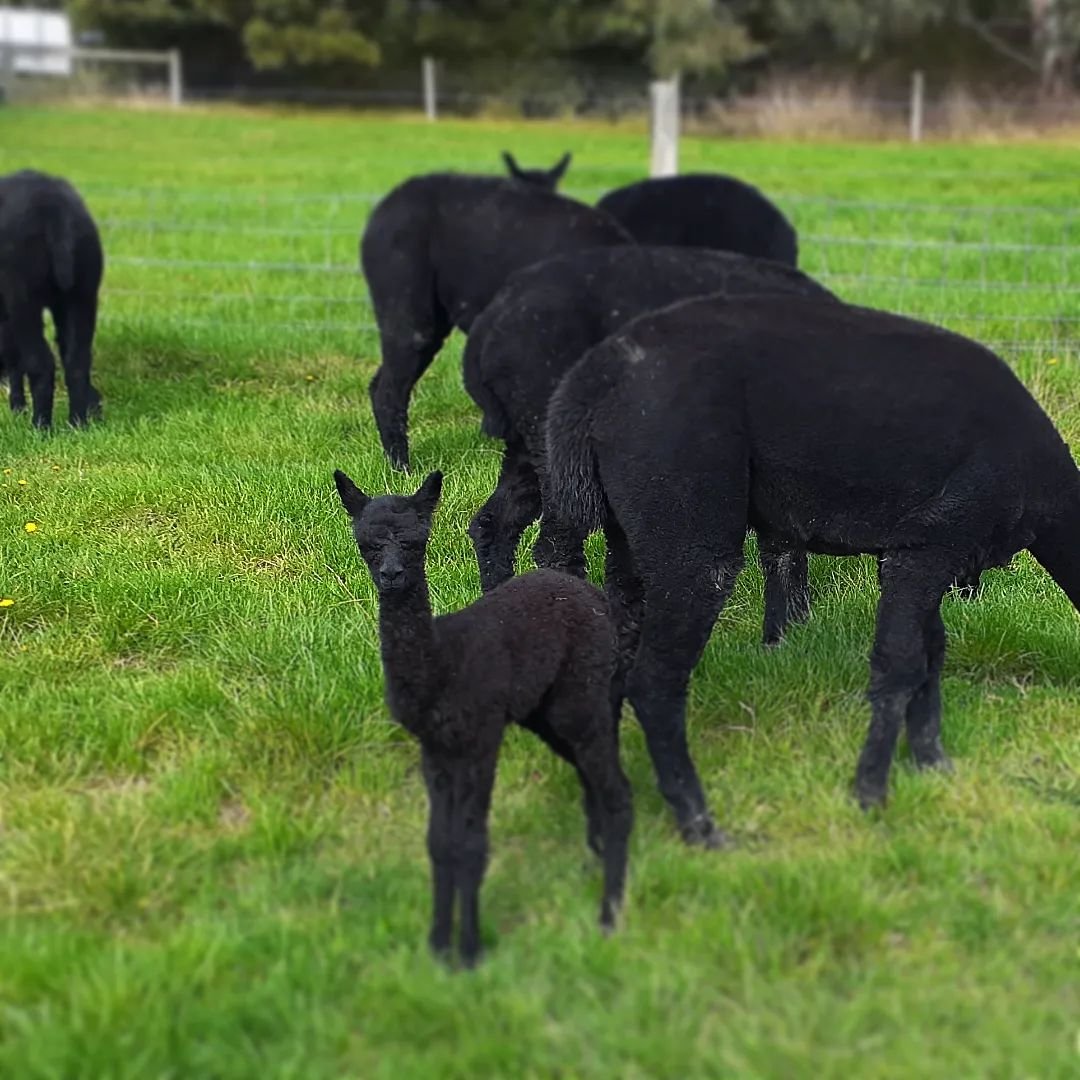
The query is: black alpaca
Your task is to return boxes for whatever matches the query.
[0,170,104,429]
[359,173,629,469]
[546,294,1080,844]
[597,173,798,266]
[334,469,633,966]
[501,150,572,190]
[462,245,834,647]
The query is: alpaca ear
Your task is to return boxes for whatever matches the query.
[334,470,370,517]
[502,150,521,179]
[548,152,571,183]
[411,470,443,519]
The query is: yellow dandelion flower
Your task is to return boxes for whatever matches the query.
[305,374,316,382]
[52,465,61,471]
[17,479,28,486]
[0,598,14,608]
[1048,357,1060,365]
[25,522,39,533]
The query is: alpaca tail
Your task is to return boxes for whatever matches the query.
[545,343,620,533]
[46,211,76,293]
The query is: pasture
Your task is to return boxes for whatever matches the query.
[1,106,1078,1078]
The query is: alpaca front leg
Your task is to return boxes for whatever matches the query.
[469,441,542,592]
[533,471,588,578]
[422,751,456,960]
[454,752,498,968]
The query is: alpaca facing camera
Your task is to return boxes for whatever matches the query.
[334,469,633,968]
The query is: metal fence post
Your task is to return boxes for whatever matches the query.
[168,48,183,107]
[422,56,437,121]
[910,69,924,143]
[0,44,14,105]
[649,75,679,176]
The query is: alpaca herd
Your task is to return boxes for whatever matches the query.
[2,150,1077,968]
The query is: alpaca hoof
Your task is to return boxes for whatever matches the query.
[915,750,954,775]
[680,813,729,849]
[854,778,888,811]
[458,946,484,971]
[599,901,621,935]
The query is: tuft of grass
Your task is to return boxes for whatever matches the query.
[1,105,1078,1079]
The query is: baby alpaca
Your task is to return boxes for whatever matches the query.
[334,469,632,967]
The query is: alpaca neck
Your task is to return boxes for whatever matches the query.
[376,578,442,722]
[1032,485,1080,612]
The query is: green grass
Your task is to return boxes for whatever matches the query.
[1,105,1079,1079]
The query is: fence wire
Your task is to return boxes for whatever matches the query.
[83,185,1079,361]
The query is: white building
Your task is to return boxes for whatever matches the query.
[0,8,73,77]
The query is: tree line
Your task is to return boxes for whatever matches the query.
[66,0,1079,100]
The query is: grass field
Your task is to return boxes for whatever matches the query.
[1,105,1078,1079]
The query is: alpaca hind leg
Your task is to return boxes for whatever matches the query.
[572,727,633,932]
[55,293,101,426]
[904,607,952,772]
[760,536,810,646]
[368,296,451,470]
[856,548,954,809]
[7,303,57,430]
[604,519,644,728]
[520,709,605,857]
[628,556,743,847]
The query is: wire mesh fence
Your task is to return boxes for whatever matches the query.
[84,184,1080,362]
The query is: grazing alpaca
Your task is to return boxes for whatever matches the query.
[0,170,104,429]
[359,173,630,469]
[334,469,633,967]
[546,294,1080,844]
[501,150,572,190]
[597,173,798,266]
[462,246,834,645]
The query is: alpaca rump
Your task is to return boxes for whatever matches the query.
[0,170,104,429]
[462,245,835,643]
[334,469,633,967]
[359,172,630,470]
[546,293,1080,844]
[596,173,799,266]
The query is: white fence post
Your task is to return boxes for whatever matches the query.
[649,75,679,177]
[422,55,437,121]
[168,48,183,108]
[909,69,924,143]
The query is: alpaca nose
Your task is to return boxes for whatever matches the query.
[379,562,406,589]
